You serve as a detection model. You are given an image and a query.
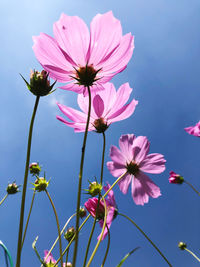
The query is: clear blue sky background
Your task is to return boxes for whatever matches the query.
[1,0,200,266]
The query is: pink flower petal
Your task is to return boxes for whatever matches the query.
[132,136,150,164]
[57,103,87,122]
[184,121,200,137]
[118,134,136,162]
[53,13,90,66]
[56,115,88,131]
[107,161,126,177]
[137,172,161,199]
[103,183,116,207]
[131,177,149,205]
[118,173,132,194]
[139,153,166,174]
[93,95,104,117]
[98,206,115,241]
[109,145,127,165]
[88,11,122,66]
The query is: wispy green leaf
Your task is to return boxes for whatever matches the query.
[116,247,140,267]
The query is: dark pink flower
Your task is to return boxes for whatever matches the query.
[169,171,184,184]
[84,183,117,240]
[184,121,200,137]
[57,82,138,132]
[33,11,134,95]
[107,134,166,205]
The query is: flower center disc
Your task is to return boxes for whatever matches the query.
[76,65,98,87]
[126,161,139,175]
[93,117,108,133]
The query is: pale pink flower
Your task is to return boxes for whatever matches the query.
[85,183,117,240]
[33,11,134,95]
[57,82,138,132]
[184,121,200,137]
[107,134,166,205]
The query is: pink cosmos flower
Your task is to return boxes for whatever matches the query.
[85,183,117,240]
[107,134,166,205]
[169,171,184,184]
[184,121,200,137]
[57,82,138,132]
[33,11,134,95]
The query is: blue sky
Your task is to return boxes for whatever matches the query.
[1,0,200,266]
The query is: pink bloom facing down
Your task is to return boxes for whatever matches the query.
[44,250,56,264]
[33,11,134,95]
[84,183,117,241]
[169,171,184,184]
[107,134,166,205]
[184,121,200,137]
[57,82,138,132]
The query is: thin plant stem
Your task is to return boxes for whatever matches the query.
[21,190,36,248]
[0,241,14,267]
[82,214,97,267]
[83,133,106,267]
[103,172,127,199]
[119,213,172,267]
[100,132,106,184]
[0,194,8,206]
[86,197,107,267]
[72,86,92,267]
[184,180,200,196]
[101,226,110,267]
[66,247,70,264]
[184,248,200,262]
[44,213,76,263]
[45,190,63,266]
[54,214,91,266]
[16,95,40,267]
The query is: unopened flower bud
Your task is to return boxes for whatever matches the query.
[63,263,72,267]
[7,182,20,195]
[169,171,184,184]
[21,70,56,97]
[33,177,49,192]
[79,206,87,218]
[29,162,41,176]
[87,181,102,197]
[64,227,76,242]
[178,242,187,250]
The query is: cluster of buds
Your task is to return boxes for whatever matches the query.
[29,162,41,176]
[85,181,102,197]
[21,69,56,97]
[6,182,20,195]
[64,226,76,243]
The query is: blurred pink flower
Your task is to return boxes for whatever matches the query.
[57,82,138,132]
[107,134,166,205]
[44,250,56,264]
[85,183,117,240]
[169,171,184,184]
[33,11,134,95]
[184,121,200,137]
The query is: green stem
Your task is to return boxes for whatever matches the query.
[54,214,90,266]
[103,172,127,199]
[21,190,36,248]
[82,214,97,267]
[100,132,106,185]
[44,213,76,262]
[86,197,107,267]
[184,180,200,196]
[0,240,14,267]
[101,226,110,267]
[16,95,40,267]
[45,190,63,266]
[66,247,70,264]
[119,213,172,267]
[184,248,200,263]
[72,86,92,267]
[83,132,106,266]
[0,194,8,206]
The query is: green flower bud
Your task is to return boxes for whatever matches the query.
[29,162,41,176]
[32,177,49,192]
[64,227,76,243]
[87,181,102,197]
[79,206,87,218]
[21,70,56,97]
[7,182,20,195]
